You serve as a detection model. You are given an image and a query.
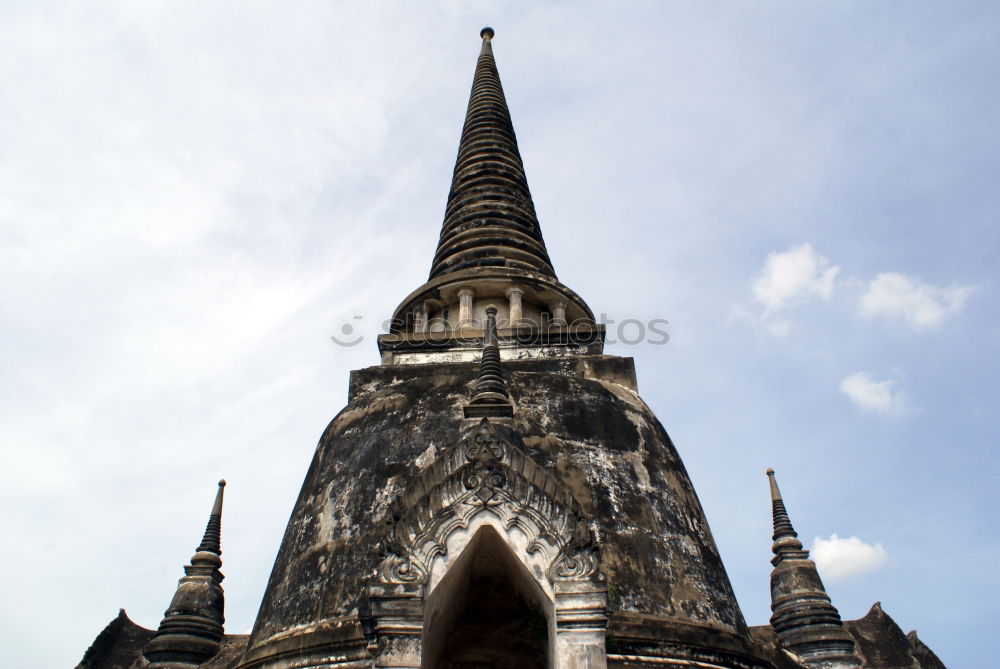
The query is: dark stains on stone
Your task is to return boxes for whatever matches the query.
[76,609,154,669]
[845,602,942,669]
[245,353,750,662]
[906,630,948,669]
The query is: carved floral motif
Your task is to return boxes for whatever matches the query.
[552,515,599,580]
[374,418,601,586]
[461,418,508,504]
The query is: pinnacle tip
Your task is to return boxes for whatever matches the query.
[218,479,226,487]
[766,468,774,476]
[480,27,495,40]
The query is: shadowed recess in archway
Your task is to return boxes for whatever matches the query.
[423,526,549,669]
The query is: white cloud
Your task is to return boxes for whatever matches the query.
[860,272,973,331]
[840,371,911,416]
[753,243,840,315]
[812,534,893,581]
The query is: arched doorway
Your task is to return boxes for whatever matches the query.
[423,526,552,669]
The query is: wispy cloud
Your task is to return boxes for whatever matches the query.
[860,272,973,331]
[840,371,911,416]
[740,243,839,336]
[754,243,840,313]
[812,534,893,581]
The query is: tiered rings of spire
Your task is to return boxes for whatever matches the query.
[143,481,227,669]
[431,27,555,279]
[765,470,859,668]
[383,29,600,361]
[464,305,514,418]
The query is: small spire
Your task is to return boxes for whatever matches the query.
[197,480,226,555]
[465,306,513,418]
[766,468,799,546]
[764,469,859,667]
[474,306,508,398]
[143,480,227,668]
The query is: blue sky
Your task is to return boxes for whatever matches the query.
[2,2,996,667]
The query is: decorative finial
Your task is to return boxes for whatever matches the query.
[766,468,783,503]
[766,468,806,563]
[484,305,499,346]
[464,305,513,418]
[480,26,495,40]
[197,479,227,555]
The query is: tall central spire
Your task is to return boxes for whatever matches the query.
[383,28,599,357]
[430,27,555,279]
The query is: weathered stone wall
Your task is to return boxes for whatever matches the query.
[241,354,755,666]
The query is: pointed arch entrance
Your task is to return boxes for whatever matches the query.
[366,418,608,669]
[423,526,549,669]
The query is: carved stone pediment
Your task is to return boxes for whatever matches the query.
[374,417,601,589]
[367,418,607,669]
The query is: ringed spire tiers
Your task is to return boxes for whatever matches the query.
[385,28,598,351]
[767,467,808,563]
[430,27,555,280]
[765,469,859,668]
[464,305,514,418]
[143,481,227,668]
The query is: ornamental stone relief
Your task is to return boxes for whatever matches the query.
[367,418,608,669]
[374,417,602,590]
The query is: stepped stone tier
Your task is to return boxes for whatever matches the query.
[386,29,593,359]
[143,481,228,668]
[431,27,554,281]
[766,470,858,668]
[77,28,948,669]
